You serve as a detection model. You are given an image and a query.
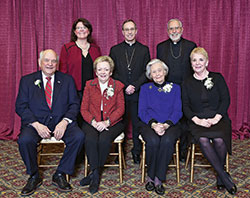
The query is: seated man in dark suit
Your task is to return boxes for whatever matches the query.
[15,49,85,196]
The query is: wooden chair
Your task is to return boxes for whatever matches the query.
[84,132,126,184]
[139,135,180,183]
[185,143,229,183]
[37,137,69,181]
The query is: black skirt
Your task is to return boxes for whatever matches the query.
[189,118,232,154]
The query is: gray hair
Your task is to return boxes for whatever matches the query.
[39,49,59,65]
[167,18,183,29]
[145,59,169,80]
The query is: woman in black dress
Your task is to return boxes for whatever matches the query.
[182,47,237,195]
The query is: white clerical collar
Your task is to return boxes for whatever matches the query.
[125,40,136,46]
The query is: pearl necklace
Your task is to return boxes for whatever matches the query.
[76,41,90,52]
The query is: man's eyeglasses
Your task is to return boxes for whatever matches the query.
[168,27,181,31]
[43,58,57,64]
[123,28,136,32]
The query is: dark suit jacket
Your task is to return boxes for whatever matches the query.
[15,71,80,131]
[109,41,150,101]
[157,38,196,85]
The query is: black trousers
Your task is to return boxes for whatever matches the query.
[83,121,124,171]
[17,124,85,176]
[141,123,181,181]
[124,100,141,155]
[179,116,189,153]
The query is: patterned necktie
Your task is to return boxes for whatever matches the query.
[45,77,52,109]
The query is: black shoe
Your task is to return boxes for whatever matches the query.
[89,179,99,194]
[132,152,140,164]
[225,172,237,195]
[226,184,237,195]
[21,175,42,196]
[80,173,93,186]
[88,169,100,194]
[145,181,155,191]
[155,184,165,195]
[52,173,72,192]
[216,176,225,190]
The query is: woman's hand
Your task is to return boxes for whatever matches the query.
[152,123,165,136]
[192,116,212,128]
[207,114,222,126]
[92,119,110,132]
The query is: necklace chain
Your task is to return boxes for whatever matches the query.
[76,41,90,51]
[170,42,182,59]
[125,48,136,71]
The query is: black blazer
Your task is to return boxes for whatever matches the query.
[110,41,150,101]
[181,72,230,120]
[157,38,196,84]
[15,71,80,131]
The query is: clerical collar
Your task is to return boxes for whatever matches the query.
[124,40,136,47]
[171,37,182,45]
[153,80,167,88]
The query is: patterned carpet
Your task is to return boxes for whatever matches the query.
[0,139,249,198]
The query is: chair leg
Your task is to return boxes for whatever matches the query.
[190,144,195,183]
[66,174,70,182]
[176,140,180,183]
[226,153,229,173]
[141,142,146,183]
[37,144,43,166]
[118,142,123,184]
[185,146,191,170]
[122,149,126,169]
[84,153,88,177]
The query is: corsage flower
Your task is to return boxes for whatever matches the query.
[204,77,214,89]
[158,82,173,93]
[34,79,41,89]
[106,85,114,99]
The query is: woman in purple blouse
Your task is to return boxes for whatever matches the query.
[138,59,182,195]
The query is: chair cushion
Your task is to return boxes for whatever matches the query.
[40,137,64,144]
[113,132,125,142]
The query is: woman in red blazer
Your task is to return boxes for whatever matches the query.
[79,56,125,194]
[59,18,101,97]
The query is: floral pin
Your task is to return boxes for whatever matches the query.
[158,82,173,93]
[106,85,114,99]
[204,77,214,89]
[34,79,41,89]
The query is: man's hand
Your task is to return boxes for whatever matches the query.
[53,119,68,140]
[125,85,135,95]
[31,121,51,139]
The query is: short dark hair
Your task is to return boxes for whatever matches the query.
[70,18,93,43]
[122,19,137,30]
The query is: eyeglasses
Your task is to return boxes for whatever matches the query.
[123,28,136,32]
[76,26,88,30]
[43,58,57,64]
[168,26,181,31]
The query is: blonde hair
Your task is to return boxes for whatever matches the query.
[190,47,209,60]
[93,56,115,72]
